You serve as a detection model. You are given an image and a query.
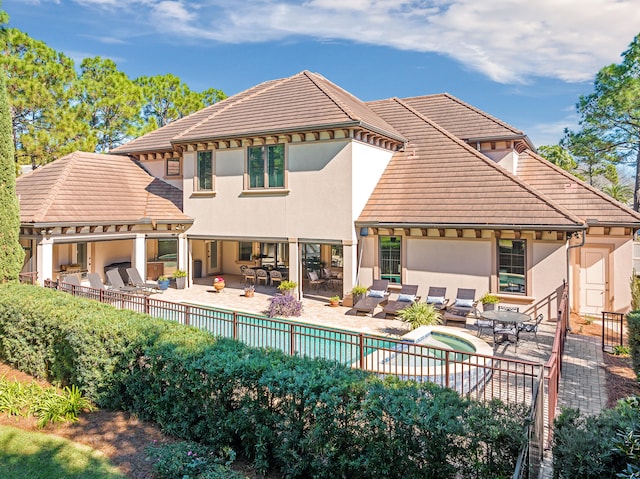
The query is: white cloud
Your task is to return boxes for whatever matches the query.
[70,0,640,84]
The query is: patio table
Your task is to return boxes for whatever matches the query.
[481,309,530,344]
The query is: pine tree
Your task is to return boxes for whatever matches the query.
[0,66,25,282]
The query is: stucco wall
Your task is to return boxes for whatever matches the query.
[140,157,183,189]
[92,240,133,279]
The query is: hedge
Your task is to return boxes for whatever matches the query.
[627,311,640,374]
[0,284,528,479]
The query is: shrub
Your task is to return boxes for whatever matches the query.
[552,397,640,479]
[267,294,303,317]
[627,311,640,374]
[277,280,297,295]
[631,272,640,311]
[147,441,245,479]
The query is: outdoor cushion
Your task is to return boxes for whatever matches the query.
[454,298,474,308]
[369,289,386,298]
[398,294,416,302]
[427,295,445,304]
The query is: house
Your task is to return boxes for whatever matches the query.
[17,71,640,316]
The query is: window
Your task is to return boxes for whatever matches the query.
[76,242,87,270]
[331,244,343,267]
[248,144,285,189]
[196,151,213,191]
[239,242,253,261]
[166,157,181,177]
[498,239,526,294]
[380,236,401,283]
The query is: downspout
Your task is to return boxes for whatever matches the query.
[566,228,587,319]
[355,227,369,285]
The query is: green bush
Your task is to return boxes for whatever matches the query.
[627,311,640,374]
[552,397,640,479]
[0,284,528,479]
[147,441,245,479]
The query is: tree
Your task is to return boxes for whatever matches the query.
[135,74,226,134]
[603,182,633,204]
[537,144,582,178]
[76,57,143,152]
[0,28,91,167]
[0,66,25,281]
[571,33,640,210]
[561,128,619,186]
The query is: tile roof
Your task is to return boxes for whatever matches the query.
[517,149,640,226]
[175,71,405,143]
[17,151,191,225]
[360,98,584,228]
[396,93,524,142]
[112,79,282,154]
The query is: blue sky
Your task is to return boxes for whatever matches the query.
[4,0,640,147]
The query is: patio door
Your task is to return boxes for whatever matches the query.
[579,247,609,315]
[207,241,218,272]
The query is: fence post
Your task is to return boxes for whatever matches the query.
[185,305,190,326]
[359,333,365,369]
[233,312,238,340]
[444,350,450,389]
[290,324,295,356]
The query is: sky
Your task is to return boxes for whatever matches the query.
[4,0,640,148]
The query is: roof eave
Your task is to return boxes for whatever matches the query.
[355,221,586,232]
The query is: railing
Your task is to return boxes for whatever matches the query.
[512,368,545,479]
[602,311,626,353]
[18,272,37,285]
[544,282,569,447]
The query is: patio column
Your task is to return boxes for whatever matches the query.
[288,238,300,299]
[133,234,146,278]
[36,236,53,285]
[342,240,357,296]
[178,233,189,283]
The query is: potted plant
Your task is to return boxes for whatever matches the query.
[174,269,187,289]
[244,284,255,297]
[213,276,225,292]
[157,275,170,291]
[479,292,500,311]
[397,302,442,330]
[278,280,298,296]
[351,285,368,305]
[329,295,340,307]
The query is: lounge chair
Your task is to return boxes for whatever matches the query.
[382,284,420,318]
[106,268,142,294]
[61,275,81,287]
[353,279,390,316]
[443,288,477,327]
[126,267,161,294]
[87,272,108,290]
[425,287,449,311]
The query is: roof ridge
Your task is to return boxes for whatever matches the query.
[523,149,640,222]
[303,71,360,122]
[401,92,524,136]
[173,76,292,141]
[34,152,79,222]
[389,98,584,226]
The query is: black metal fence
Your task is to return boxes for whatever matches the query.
[602,311,626,353]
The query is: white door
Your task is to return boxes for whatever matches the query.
[579,248,609,315]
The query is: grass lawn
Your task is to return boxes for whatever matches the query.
[0,424,127,479]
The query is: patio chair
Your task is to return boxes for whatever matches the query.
[126,267,161,294]
[474,316,494,337]
[425,287,449,311]
[256,269,269,286]
[382,284,420,318]
[269,269,283,288]
[493,320,520,351]
[498,305,520,312]
[243,268,256,285]
[443,288,477,327]
[87,272,108,290]
[353,279,390,316]
[518,313,543,348]
[106,268,142,294]
[308,270,326,291]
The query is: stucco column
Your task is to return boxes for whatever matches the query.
[288,238,300,299]
[36,236,53,286]
[133,234,146,277]
[342,240,357,297]
[178,233,189,284]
